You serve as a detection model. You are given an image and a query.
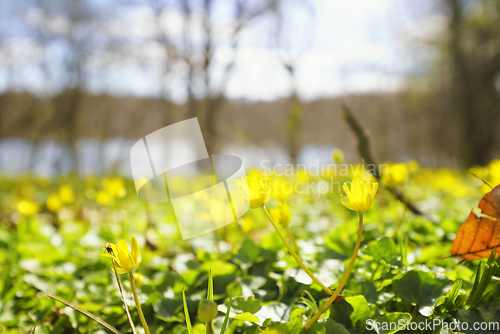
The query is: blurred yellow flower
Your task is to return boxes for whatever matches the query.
[349,164,376,181]
[96,190,113,206]
[269,203,292,226]
[103,178,126,198]
[272,176,293,201]
[382,163,409,185]
[341,178,378,212]
[237,171,273,209]
[241,216,255,233]
[487,159,500,186]
[16,199,40,216]
[407,160,419,174]
[46,194,62,212]
[332,148,344,164]
[101,237,142,274]
[433,169,468,198]
[59,185,75,203]
[296,170,309,183]
[469,165,487,180]
[469,160,500,194]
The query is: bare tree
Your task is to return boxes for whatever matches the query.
[446,0,500,166]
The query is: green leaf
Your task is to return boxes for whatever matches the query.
[466,251,500,309]
[154,298,183,322]
[438,279,463,312]
[232,312,259,322]
[345,280,378,304]
[305,319,350,334]
[183,288,193,334]
[231,296,262,314]
[34,325,51,334]
[363,237,399,265]
[345,295,370,327]
[392,270,452,316]
[324,222,359,256]
[283,316,303,334]
[202,261,237,277]
[236,239,261,263]
[371,312,411,334]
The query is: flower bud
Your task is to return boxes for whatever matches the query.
[198,300,218,323]
[332,148,344,164]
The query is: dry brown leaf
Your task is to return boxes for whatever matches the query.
[451,184,500,260]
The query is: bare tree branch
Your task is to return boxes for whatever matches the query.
[342,105,432,220]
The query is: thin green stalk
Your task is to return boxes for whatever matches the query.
[129,272,151,334]
[286,225,299,252]
[47,293,123,334]
[262,205,332,296]
[111,261,137,334]
[305,212,364,329]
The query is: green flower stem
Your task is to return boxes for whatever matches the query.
[111,261,137,334]
[285,225,299,252]
[262,205,333,296]
[128,272,151,334]
[305,211,364,329]
[207,322,215,334]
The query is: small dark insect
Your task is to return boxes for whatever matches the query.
[105,242,113,255]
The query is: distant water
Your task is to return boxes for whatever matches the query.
[0,138,336,175]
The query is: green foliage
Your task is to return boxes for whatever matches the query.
[1,171,500,333]
[465,249,500,309]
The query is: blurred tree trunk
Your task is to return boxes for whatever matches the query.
[448,0,500,167]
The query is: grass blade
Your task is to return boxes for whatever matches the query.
[220,289,233,334]
[47,293,122,334]
[183,288,193,334]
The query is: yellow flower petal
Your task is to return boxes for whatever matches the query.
[361,192,372,212]
[101,253,118,262]
[343,183,351,195]
[341,195,356,211]
[114,266,129,275]
[116,240,130,269]
[131,236,141,265]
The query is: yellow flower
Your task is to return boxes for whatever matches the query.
[270,203,292,226]
[341,178,378,212]
[382,163,409,185]
[101,237,142,274]
[241,216,255,233]
[59,185,75,203]
[103,178,126,198]
[96,190,113,206]
[332,148,344,164]
[16,199,40,216]
[237,171,273,209]
[487,159,500,187]
[407,160,419,174]
[46,194,62,212]
[272,176,293,201]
